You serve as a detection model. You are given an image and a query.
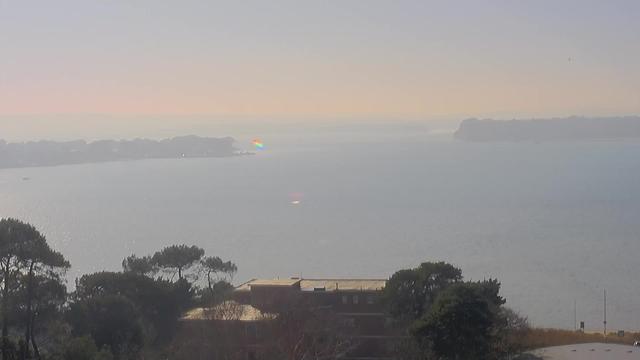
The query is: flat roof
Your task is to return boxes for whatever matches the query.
[532,343,640,360]
[300,279,386,292]
[180,301,275,322]
[234,278,386,292]
[234,278,302,291]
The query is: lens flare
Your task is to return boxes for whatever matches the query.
[253,139,265,150]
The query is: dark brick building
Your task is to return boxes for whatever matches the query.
[180,278,395,359]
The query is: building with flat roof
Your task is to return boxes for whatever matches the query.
[179,277,393,360]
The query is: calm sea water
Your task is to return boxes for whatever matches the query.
[1,133,640,330]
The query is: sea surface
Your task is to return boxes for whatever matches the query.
[1,132,640,330]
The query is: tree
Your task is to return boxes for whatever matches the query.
[121,255,157,278]
[379,262,462,324]
[489,307,531,360]
[0,218,47,360]
[151,245,204,281]
[94,348,115,360]
[200,256,237,297]
[411,283,495,360]
[15,275,68,359]
[59,335,115,360]
[19,230,70,360]
[66,294,144,360]
[71,271,190,346]
[471,278,506,309]
[195,280,234,308]
[61,335,99,360]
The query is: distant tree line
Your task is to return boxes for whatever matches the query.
[0,136,247,170]
[1,219,531,360]
[453,116,640,141]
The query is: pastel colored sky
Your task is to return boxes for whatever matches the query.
[1,1,639,122]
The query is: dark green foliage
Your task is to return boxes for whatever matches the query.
[471,278,506,308]
[0,218,70,360]
[94,348,115,360]
[490,307,531,360]
[151,245,205,281]
[412,283,495,360]
[200,256,237,295]
[2,219,241,360]
[15,275,68,344]
[60,335,115,360]
[121,255,157,277]
[195,280,235,307]
[1,218,39,360]
[382,262,529,360]
[71,271,191,345]
[66,294,144,359]
[61,335,99,360]
[379,262,462,323]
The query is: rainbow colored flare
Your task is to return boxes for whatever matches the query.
[253,139,265,150]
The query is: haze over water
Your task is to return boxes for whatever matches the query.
[1,132,639,330]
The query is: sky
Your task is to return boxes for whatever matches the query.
[1,1,639,139]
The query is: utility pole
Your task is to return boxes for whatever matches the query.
[603,290,607,337]
[573,300,578,331]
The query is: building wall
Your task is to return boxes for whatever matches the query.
[228,285,391,359]
[250,287,295,310]
[342,314,386,336]
[334,291,381,314]
[234,291,251,304]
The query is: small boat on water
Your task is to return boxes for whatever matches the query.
[23,177,30,181]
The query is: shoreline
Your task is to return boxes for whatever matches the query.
[0,151,255,171]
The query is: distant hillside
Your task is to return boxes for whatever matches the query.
[0,135,250,169]
[453,116,640,142]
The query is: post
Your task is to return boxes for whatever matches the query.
[573,300,578,331]
[603,290,607,337]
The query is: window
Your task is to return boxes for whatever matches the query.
[367,295,374,304]
[342,295,348,304]
[342,318,355,327]
[353,295,359,304]
[246,324,260,338]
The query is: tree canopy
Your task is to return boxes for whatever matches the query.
[151,244,205,281]
[121,255,157,277]
[66,294,144,359]
[412,283,495,360]
[1,218,237,360]
[0,218,70,360]
[379,261,462,323]
[200,256,237,291]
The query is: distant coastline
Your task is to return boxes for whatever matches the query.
[0,135,254,170]
[453,116,640,142]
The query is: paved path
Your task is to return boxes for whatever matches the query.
[532,343,640,360]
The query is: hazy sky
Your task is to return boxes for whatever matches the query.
[1,1,639,132]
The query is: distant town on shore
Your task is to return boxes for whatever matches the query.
[454,116,640,142]
[0,135,251,169]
